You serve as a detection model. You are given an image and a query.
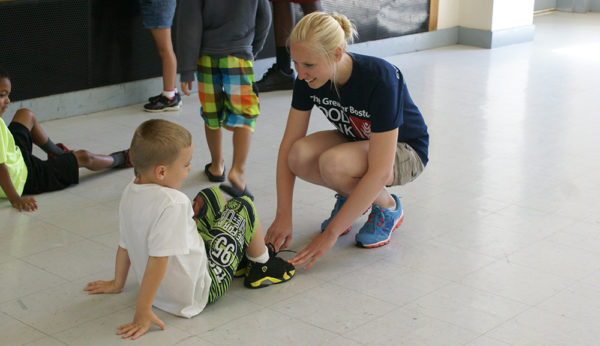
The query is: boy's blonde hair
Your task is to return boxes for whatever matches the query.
[289,12,357,61]
[129,119,192,175]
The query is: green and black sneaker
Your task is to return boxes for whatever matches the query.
[244,244,295,289]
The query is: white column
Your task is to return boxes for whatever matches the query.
[437,0,535,48]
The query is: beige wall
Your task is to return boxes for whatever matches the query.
[459,0,494,30]
[437,0,460,29]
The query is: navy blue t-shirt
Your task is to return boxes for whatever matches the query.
[291,53,429,165]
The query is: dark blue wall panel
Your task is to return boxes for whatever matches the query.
[0,0,429,102]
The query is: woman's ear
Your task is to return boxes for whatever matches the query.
[334,46,343,62]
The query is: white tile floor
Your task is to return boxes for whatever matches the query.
[1,11,600,345]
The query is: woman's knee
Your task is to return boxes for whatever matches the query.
[288,140,313,176]
[318,151,351,184]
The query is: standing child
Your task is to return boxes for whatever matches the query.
[264,13,429,269]
[84,119,294,340]
[256,0,322,92]
[141,0,182,112]
[176,0,272,200]
[0,67,130,212]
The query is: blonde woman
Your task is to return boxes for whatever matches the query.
[264,12,429,269]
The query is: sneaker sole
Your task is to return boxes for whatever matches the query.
[356,211,404,248]
[143,105,182,113]
[246,270,295,289]
[234,268,248,278]
[143,101,183,113]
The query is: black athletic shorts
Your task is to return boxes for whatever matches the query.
[9,122,79,194]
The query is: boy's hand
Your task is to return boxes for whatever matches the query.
[117,309,165,340]
[180,81,193,96]
[10,196,38,212]
[84,280,122,294]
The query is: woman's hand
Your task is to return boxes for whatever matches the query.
[290,230,338,270]
[265,216,293,250]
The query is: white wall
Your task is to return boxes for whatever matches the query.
[492,0,535,30]
[437,0,534,31]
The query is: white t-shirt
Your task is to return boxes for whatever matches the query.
[119,181,212,318]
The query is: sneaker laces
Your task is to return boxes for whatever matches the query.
[266,243,296,258]
[260,64,279,79]
[365,205,385,233]
[263,64,292,78]
[327,194,345,219]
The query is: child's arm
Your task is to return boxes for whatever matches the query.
[252,0,272,58]
[117,256,168,340]
[84,246,130,294]
[0,163,37,212]
[176,0,202,96]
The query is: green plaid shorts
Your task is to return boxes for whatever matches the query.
[196,55,260,132]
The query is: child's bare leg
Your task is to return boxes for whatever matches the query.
[228,127,252,190]
[72,150,115,171]
[272,1,294,47]
[12,108,66,155]
[149,28,177,91]
[11,108,48,146]
[299,1,323,15]
[246,218,268,258]
[205,125,225,176]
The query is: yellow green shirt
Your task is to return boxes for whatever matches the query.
[0,119,28,197]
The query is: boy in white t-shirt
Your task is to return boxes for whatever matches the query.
[84,119,294,340]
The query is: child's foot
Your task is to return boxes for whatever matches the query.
[234,256,250,278]
[204,163,226,182]
[220,171,253,200]
[219,182,254,201]
[143,92,182,112]
[147,93,165,103]
[256,63,295,92]
[47,143,70,159]
[355,194,404,248]
[244,244,295,289]
[110,149,132,168]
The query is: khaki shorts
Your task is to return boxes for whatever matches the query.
[390,143,425,186]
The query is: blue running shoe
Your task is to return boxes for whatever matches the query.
[355,194,404,248]
[321,194,352,235]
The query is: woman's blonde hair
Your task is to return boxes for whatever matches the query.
[289,12,357,61]
[129,119,192,175]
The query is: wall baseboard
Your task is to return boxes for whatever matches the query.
[6,25,533,122]
[556,0,599,12]
[459,25,535,49]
